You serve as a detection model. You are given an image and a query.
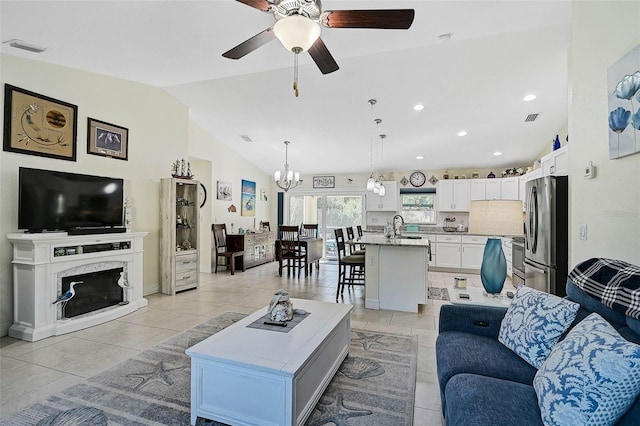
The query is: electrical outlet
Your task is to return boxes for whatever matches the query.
[578,224,587,240]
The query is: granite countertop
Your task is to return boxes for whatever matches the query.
[358,234,431,247]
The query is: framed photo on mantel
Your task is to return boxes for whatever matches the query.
[3,84,78,161]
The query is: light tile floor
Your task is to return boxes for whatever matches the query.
[0,261,510,424]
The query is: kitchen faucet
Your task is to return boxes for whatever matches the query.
[392,214,404,237]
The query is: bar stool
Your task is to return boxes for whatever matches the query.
[335,228,365,300]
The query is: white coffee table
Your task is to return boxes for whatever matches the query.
[448,286,513,308]
[186,299,353,426]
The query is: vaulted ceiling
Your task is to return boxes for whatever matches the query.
[1,1,571,175]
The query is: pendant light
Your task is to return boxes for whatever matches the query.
[274,141,301,191]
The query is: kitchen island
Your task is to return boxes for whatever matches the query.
[358,234,430,313]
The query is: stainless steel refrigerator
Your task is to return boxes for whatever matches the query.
[524,175,569,296]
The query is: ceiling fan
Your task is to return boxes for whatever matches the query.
[222,0,415,77]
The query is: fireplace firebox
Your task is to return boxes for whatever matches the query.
[60,268,124,318]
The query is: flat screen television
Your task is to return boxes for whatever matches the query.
[18,167,124,233]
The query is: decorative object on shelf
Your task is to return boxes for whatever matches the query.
[501,167,524,177]
[442,170,450,179]
[400,176,409,186]
[428,175,439,185]
[460,174,466,179]
[3,84,78,161]
[274,141,301,191]
[443,216,457,232]
[217,181,232,200]
[469,200,525,296]
[181,240,192,250]
[87,117,129,161]
[171,158,194,179]
[313,176,335,188]
[198,183,207,208]
[124,198,133,230]
[228,204,236,213]
[454,276,467,289]
[553,134,561,151]
[453,174,459,179]
[471,170,480,179]
[268,289,294,322]
[409,171,426,187]
[487,171,496,178]
[607,44,640,159]
[241,179,256,216]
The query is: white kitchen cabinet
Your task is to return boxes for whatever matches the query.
[460,235,488,269]
[437,180,470,211]
[541,145,569,177]
[500,177,520,200]
[470,180,486,201]
[435,234,461,268]
[485,179,501,200]
[366,181,398,211]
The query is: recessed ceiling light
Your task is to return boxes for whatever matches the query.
[493,151,503,156]
[457,130,468,137]
[416,155,424,160]
[523,94,537,102]
[413,104,424,111]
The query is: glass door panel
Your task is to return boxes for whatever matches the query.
[323,195,363,260]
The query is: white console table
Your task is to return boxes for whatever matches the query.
[7,231,148,342]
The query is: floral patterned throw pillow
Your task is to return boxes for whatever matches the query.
[498,286,579,368]
[533,313,640,425]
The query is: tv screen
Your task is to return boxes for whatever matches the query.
[18,167,124,232]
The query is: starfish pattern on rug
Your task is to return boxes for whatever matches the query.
[307,393,372,426]
[352,331,389,351]
[126,360,187,391]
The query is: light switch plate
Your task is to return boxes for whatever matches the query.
[578,224,587,240]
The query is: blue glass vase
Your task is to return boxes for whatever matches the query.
[480,238,507,295]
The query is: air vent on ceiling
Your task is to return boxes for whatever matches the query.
[238,135,253,143]
[525,113,539,122]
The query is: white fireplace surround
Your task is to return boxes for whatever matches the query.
[7,232,148,342]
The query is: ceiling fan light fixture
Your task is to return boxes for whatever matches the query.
[273,15,321,52]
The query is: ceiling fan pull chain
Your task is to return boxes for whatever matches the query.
[293,50,299,97]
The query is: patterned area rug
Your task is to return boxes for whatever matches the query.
[4,312,418,426]
[428,287,450,301]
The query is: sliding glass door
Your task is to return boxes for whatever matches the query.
[288,193,363,260]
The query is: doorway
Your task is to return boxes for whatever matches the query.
[287,194,364,260]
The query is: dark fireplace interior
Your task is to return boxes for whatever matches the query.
[61,268,124,318]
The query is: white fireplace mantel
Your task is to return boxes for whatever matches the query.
[7,231,148,342]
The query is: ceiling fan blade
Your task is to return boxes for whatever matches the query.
[307,38,339,75]
[235,0,271,12]
[321,9,415,29]
[222,28,276,59]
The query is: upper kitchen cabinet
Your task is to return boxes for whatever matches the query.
[500,177,520,200]
[366,180,398,211]
[437,180,470,212]
[541,145,569,176]
[470,180,486,201]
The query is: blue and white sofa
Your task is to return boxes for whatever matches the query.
[436,258,640,425]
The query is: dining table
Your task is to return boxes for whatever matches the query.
[275,237,323,276]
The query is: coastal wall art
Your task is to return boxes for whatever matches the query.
[607,44,640,159]
[241,179,256,217]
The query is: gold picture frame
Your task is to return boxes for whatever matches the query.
[3,84,78,161]
[87,117,129,161]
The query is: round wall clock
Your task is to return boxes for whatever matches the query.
[410,171,426,187]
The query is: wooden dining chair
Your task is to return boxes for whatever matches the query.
[300,223,318,238]
[346,226,365,255]
[278,225,305,277]
[212,224,245,275]
[335,228,365,300]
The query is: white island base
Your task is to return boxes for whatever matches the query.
[360,235,430,313]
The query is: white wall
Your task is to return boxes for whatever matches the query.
[0,55,182,335]
[568,1,640,267]
[188,121,274,262]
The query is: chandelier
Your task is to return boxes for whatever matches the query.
[274,140,301,192]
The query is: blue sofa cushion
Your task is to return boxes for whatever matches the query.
[534,313,640,426]
[498,286,579,368]
[436,330,537,413]
[444,373,543,426]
